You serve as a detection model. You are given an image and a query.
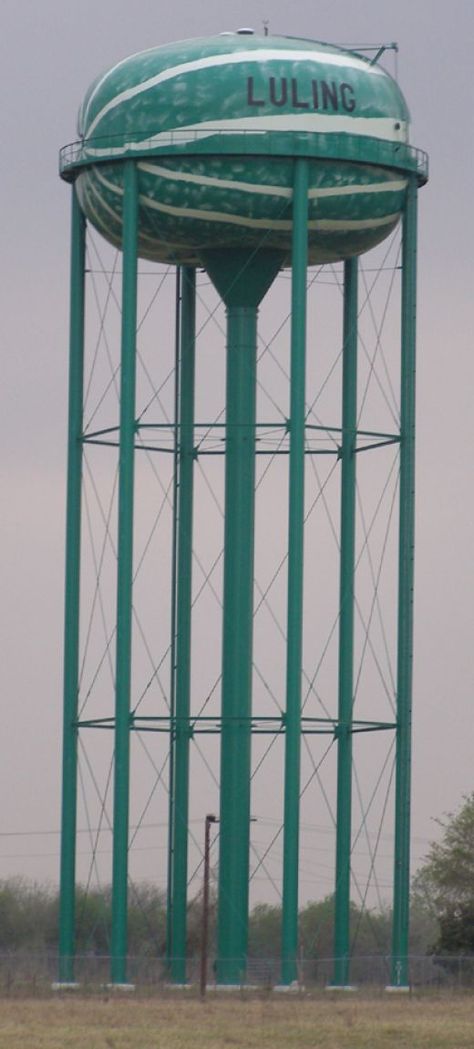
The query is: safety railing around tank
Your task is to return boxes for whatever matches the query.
[59,128,428,184]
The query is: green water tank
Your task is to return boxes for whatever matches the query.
[60,32,427,264]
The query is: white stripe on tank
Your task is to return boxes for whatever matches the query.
[134,193,400,233]
[80,44,165,132]
[76,177,121,238]
[138,161,292,197]
[310,178,406,198]
[83,113,406,164]
[79,172,166,247]
[84,47,386,137]
[90,167,400,233]
[131,187,402,232]
[138,161,406,198]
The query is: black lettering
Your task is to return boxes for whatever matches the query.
[291,77,309,109]
[269,76,288,107]
[247,77,264,107]
[311,80,319,110]
[321,80,339,111]
[340,82,356,112]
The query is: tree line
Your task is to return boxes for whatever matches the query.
[0,880,434,959]
[0,792,471,960]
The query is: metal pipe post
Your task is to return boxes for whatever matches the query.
[333,257,358,988]
[217,304,258,984]
[170,267,196,983]
[110,161,138,985]
[281,158,309,986]
[200,814,217,997]
[58,187,86,984]
[391,176,418,989]
[165,266,182,972]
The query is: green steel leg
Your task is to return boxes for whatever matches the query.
[391,177,418,989]
[281,158,309,986]
[164,266,183,969]
[166,267,182,972]
[110,161,138,985]
[58,187,86,984]
[333,258,358,988]
[170,267,196,983]
[217,304,258,985]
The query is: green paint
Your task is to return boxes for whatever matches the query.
[111,161,138,986]
[58,188,86,984]
[59,33,427,995]
[332,257,358,988]
[391,176,418,989]
[203,248,284,307]
[165,267,182,973]
[72,153,409,266]
[62,34,427,265]
[77,35,409,144]
[208,247,282,984]
[216,302,257,985]
[170,267,196,983]
[281,159,309,986]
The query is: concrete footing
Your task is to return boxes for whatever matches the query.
[274,981,303,994]
[105,983,136,992]
[213,983,259,992]
[325,984,357,993]
[51,982,81,991]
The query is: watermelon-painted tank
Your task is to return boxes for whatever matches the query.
[60,33,428,264]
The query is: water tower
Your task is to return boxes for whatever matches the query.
[58,31,427,989]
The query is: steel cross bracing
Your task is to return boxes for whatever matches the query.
[58,173,418,991]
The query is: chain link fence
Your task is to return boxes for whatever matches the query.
[0,953,473,994]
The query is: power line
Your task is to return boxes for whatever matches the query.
[0,819,202,840]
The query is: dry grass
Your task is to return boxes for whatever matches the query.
[0,992,473,1048]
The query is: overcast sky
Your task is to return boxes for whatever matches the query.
[1,0,473,905]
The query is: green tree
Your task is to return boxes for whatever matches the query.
[299,896,335,960]
[248,904,281,959]
[412,793,474,955]
[128,883,166,957]
[299,896,392,960]
[0,878,56,950]
[74,886,111,954]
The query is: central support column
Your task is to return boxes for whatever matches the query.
[203,247,284,985]
[219,301,257,983]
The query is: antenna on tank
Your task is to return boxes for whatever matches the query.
[370,41,398,65]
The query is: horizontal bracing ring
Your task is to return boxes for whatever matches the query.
[74,713,397,735]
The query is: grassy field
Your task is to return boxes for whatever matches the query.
[0,993,473,1049]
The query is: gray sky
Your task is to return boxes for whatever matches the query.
[1,0,473,906]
